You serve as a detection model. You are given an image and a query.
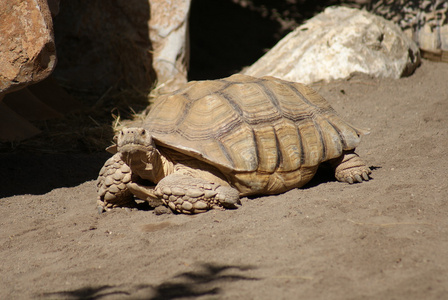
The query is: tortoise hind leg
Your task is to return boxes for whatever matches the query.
[330,150,371,184]
[97,153,136,211]
[155,174,240,214]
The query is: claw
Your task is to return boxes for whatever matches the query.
[362,172,370,181]
[346,177,354,184]
[354,174,363,183]
[97,206,105,214]
[216,186,241,208]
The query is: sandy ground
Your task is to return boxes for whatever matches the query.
[1,60,447,299]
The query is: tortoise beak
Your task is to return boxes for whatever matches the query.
[117,127,154,153]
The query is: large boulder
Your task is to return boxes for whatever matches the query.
[243,6,421,84]
[0,0,59,142]
[0,0,56,95]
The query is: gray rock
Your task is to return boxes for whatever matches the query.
[244,6,420,84]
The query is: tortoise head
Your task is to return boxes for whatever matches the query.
[116,127,157,171]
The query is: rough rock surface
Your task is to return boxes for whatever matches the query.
[53,0,190,94]
[0,0,56,95]
[244,6,421,84]
[150,0,190,92]
[0,0,58,142]
[369,0,448,61]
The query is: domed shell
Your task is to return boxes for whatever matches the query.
[145,74,366,175]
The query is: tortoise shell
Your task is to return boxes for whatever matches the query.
[145,74,366,194]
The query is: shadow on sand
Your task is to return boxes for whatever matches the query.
[41,262,259,300]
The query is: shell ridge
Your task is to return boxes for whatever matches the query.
[255,81,281,109]
[251,127,261,172]
[312,117,327,162]
[216,89,245,118]
[285,81,328,112]
[220,79,284,125]
[214,118,244,140]
[326,118,348,149]
[325,116,364,149]
[273,128,282,171]
[295,124,306,165]
[174,92,194,129]
[215,138,236,169]
[251,86,284,124]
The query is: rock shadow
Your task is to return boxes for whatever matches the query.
[0,152,110,198]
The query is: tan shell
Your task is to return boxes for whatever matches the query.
[146,74,367,194]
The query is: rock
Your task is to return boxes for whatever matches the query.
[0,102,42,142]
[0,0,64,142]
[0,75,84,142]
[0,0,56,95]
[243,6,420,84]
[150,0,191,92]
[369,0,448,62]
[53,0,190,94]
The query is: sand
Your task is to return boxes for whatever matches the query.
[1,60,447,299]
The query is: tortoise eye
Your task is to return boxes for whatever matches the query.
[142,129,146,135]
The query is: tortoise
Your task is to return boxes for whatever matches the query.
[97,74,371,214]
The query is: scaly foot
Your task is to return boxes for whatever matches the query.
[97,153,135,211]
[155,174,241,214]
[331,151,371,184]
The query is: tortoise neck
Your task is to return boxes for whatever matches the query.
[121,148,172,184]
[152,150,175,183]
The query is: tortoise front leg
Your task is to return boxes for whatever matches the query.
[97,153,136,211]
[330,150,371,184]
[126,182,164,208]
[155,174,241,214]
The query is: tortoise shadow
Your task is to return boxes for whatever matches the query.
[303,164,380,189]
[40,262,259,300]
[302,163,336,189]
